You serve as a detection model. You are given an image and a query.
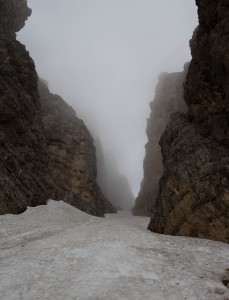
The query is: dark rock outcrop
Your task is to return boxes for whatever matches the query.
[133,66,188,216]
[0,0,115,216]
[0,0,31,36]
[0,0,54,214]
[148,0,229,242]
[39,81,116,216]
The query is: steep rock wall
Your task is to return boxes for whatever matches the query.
[148,0,229,242]
[39,81,116,216]
[0,0,55,213]
[133,66,188,216]
[0,0,115,216]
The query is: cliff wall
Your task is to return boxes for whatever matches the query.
[0,0,115,216]
[0,0,54,213]
[148,0,229,242]
[39,81,116,216]
[133,66,188,216]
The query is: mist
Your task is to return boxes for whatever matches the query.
[18,0,198,198]
[95,138,134,211]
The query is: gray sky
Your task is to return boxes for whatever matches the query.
[18,0,198,196]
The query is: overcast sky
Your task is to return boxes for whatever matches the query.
[18,0,198,197]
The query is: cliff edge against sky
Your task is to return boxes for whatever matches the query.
[133,66,188,216]
[0,0,115,216]
[148,0,229,242]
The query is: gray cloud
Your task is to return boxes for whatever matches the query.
[18,0,198,197]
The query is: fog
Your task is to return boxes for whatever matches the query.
[95,138,134,210]
[18,0,198,197]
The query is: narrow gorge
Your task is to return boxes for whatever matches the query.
[0,1,229,299]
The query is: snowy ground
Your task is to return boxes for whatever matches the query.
[0,200,228,300]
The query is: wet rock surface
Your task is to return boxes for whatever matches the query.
[148,0,229,242]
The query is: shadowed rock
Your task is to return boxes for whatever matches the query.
[0,0,115,216]
[148,0,229,243]
[0,0,31,35]
[0,0,53,214]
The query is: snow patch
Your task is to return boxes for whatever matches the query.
[0,200,228,300]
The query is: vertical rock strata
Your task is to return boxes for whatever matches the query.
[0,0,115,216]
[148,0,229,242]
[133,66,188,216]
[0,0,52,213]
[39,81,116,216]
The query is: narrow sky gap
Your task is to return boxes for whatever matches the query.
[18,0,198,197]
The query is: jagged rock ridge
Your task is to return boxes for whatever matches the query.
[133,66,188,216]
[148,0,229,242]
[0,0,115,216]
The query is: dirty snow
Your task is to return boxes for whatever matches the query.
[0,200,228,300]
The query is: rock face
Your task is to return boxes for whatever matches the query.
[0,0,115,216]
[0,0,31,36]
[133,66,188,216]
[0,0,53,214]
[39,81,116,216]
[148,0,229,242]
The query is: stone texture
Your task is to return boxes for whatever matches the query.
[132,66,188,216]
[0,0,31,35]
[0,0,54,214]
[148,0,229,243]
[39,80,116,216]
[0,0,115,216]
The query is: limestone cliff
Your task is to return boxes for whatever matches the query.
[133,66,188,216]
[0,0,54,213]
[0,0,115,216]
[39,81,116,216]
[148,0,229,242]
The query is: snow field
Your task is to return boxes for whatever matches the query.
[0,200,228,300]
